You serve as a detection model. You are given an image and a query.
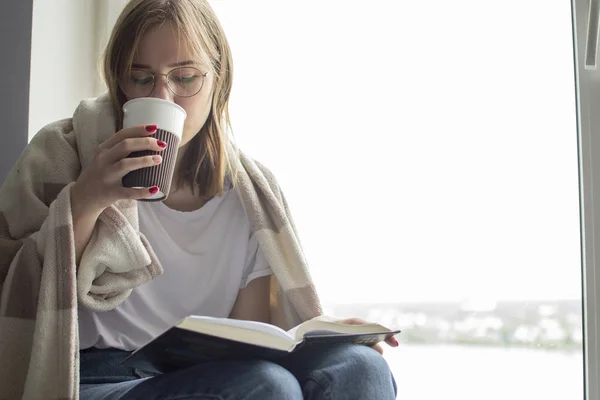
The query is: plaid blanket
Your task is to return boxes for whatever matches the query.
[0,94,322,399]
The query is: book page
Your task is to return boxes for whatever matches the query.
[183,316,293,342]
[288,316,391,341]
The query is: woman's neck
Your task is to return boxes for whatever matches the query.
[162,187,209,211]
[163,142,210,212]
[172,140,190,181]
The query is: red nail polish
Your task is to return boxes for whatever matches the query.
[149,186,159,195]
[157,140,167,148]
[391,337,399,347]
[145,125,157,132]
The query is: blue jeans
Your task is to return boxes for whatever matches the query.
[80,343,397,399]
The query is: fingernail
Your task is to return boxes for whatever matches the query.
[149,186,159,195]
[391,337,399,347]
[145,125,157,132]
[152,155,162,164]
[157,140,167,148]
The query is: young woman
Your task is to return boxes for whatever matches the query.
[0,0,398,398]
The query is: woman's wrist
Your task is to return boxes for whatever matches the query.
[70,182,103,221]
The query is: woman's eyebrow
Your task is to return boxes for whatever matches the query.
[131,60,196,69]
[168,60,196,67]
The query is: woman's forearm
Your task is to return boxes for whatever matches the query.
[70,184,102,265]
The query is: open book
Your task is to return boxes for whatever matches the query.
[122,315,401,373]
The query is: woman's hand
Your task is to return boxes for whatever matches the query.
[340,318,399,355]
[71,124,167,214]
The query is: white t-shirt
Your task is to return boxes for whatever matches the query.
[78,184,273,351]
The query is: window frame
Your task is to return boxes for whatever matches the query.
[572,0,600,398]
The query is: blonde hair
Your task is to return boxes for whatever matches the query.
[103,0,237,197]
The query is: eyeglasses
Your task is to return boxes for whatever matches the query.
[119,67,208,98]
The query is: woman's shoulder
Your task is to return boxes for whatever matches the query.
[235,151,288,206]
[28,94,116,167]
[253,158,277,181]
[236,151,279,185]
[28,118,76,149]
[2,118,80,207]
[29,92,112,150]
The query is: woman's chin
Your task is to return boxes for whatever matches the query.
[179,130,202,148]
[178,136,194,149]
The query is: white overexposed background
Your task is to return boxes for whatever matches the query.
[211,0,581,306]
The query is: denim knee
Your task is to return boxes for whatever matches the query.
[244,360,303,400]
[308,344,397,399]
[125,359,304,400]
[345,344,392,375]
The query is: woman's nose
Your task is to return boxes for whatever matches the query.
[149,76,174,102]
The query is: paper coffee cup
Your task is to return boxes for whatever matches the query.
[121,98,187,201]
